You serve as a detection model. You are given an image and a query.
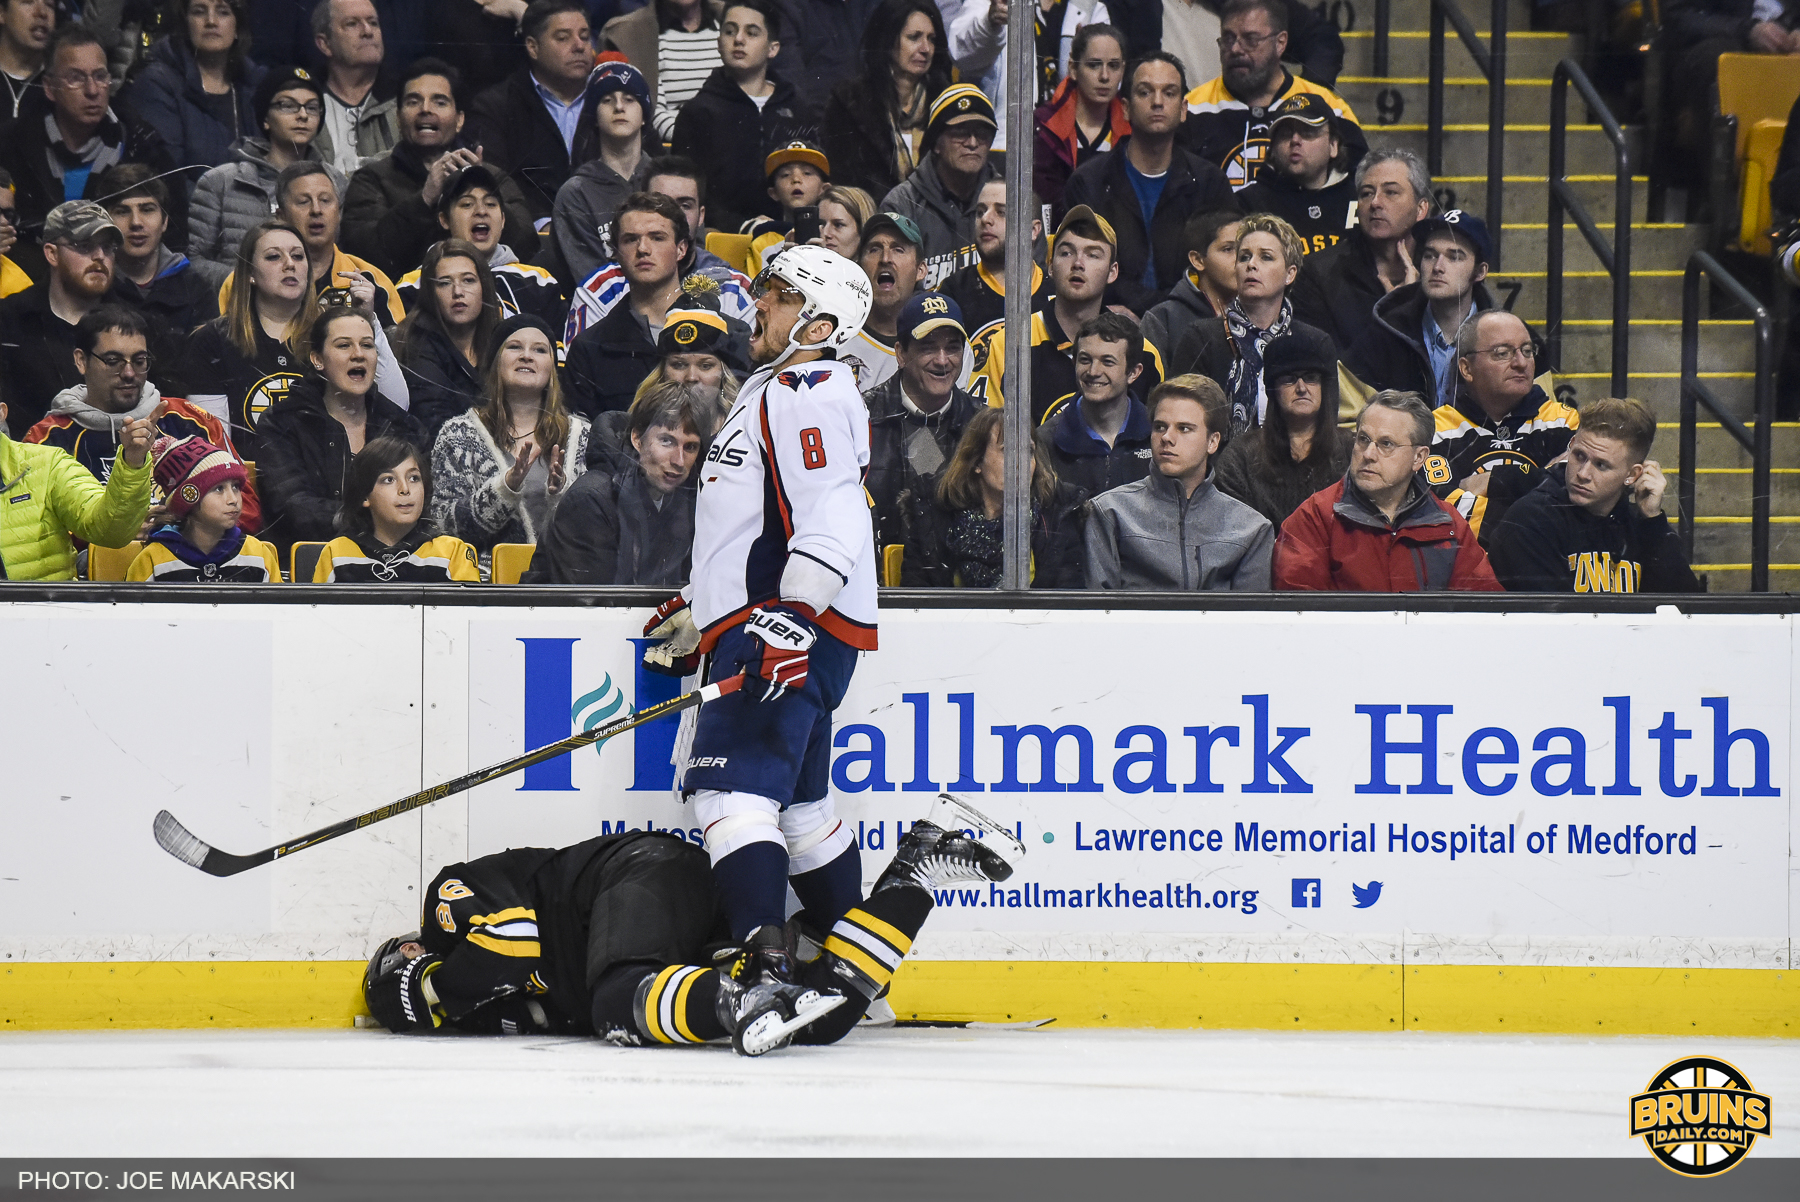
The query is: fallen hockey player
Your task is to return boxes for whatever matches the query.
[361,796,1023,1055]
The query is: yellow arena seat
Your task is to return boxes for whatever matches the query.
[289,541,326,584]
[883,544,904,587]
[705,232,755,275]
[89,542,144,581]
[491,543,536,585]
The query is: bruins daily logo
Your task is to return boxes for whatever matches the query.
[1630,1056,1771,1177]
[244,371,302,426]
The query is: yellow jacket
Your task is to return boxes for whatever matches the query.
[0,433,152,580]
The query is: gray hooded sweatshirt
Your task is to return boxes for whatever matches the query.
[1084,469,1274,591]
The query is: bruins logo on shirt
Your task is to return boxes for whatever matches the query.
[243,370,302,426]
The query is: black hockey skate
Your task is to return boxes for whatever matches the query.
[876,794,1026,893]
[715,926,846,1056]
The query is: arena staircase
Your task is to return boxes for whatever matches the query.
[1331,0,1797,590]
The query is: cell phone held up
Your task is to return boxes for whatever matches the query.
[792,206,821,246]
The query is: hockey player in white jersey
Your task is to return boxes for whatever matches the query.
[641,244,882,985]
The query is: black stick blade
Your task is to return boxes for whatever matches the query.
[152,810,273,877]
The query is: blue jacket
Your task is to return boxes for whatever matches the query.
[122,37,265,189]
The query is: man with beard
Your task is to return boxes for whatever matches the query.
[1181,0,1363,191]
[0,201,119,436]
[937,177,1049,338]
[1233,94,1357,256]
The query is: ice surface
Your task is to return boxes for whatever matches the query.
[1,1027,1796,1157]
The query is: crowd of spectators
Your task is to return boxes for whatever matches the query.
[0,0,1699,597]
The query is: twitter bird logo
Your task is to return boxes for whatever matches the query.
[1351,881,1383,908]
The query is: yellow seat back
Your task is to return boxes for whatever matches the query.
[1716,54,1800,165]
[705,232,755,275]
[882,544,904,587]
[491,542,536,585]
[1740,117,1787,253]
[90,542,144,581]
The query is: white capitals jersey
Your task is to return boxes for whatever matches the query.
[684,357,879,653]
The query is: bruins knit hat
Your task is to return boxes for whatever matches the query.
[152,435,246,518]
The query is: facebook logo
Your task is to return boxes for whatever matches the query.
[1291,878,1322,908]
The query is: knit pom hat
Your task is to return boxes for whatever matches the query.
[152,435,245,518]
[657,284,732,357]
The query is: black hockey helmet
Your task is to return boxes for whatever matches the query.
[362,932,422,1032]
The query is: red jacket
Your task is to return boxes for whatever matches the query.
[1274,474,1500,592]
[1033,77,1131,214]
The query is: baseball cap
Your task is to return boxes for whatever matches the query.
[925,83,998,148]
[764,140,831,181]
[1269,93,1333,131]
[1053,203,1117,250]
[898,291,966,343]
[43,200,123,247]
[1412,209,1493,266]
[437,163,503,215]
[861,210,923,250]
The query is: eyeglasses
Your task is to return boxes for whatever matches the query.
[56,238,116,257]
[268,99,324,117]
[1217,31,1276,50]
[939,123,992,143]
[92,351,153,372]
[53,69,112,92]
[1352,432,1418,457]
[1473,342,1536,365]
[1271,371,1323,389]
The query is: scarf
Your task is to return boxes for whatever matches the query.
[45,111,123,188]
[1223,296,1292,432]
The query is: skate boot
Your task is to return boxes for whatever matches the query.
[714,926,846,1056]
[875,794,1027,893]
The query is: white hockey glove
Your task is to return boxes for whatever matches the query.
[642,595,701,676]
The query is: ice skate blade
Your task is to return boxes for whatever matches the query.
[930,793,1027,868]
[859,996,897,1027]
[734,991,849,1057]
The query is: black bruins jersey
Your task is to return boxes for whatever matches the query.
[1427,385,1579,541]
[313,531,480,582]
[413,831,722,1035]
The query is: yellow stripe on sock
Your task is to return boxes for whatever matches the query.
[843,908,913,957]
[824,934,892,989]
[643,965,684,1044]
[671,967,706,1043]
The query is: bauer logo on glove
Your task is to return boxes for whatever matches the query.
[740,605,817,702]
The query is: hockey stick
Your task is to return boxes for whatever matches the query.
[153,674,745,878]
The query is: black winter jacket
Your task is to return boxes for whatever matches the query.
[771,0,886,120]
[393,318,483,442]
[820,75,919,202]
[254,374,424,547]
[561,300,658,419]
[0,285,81,437]
[465,68,598,223]
[526,456,697,587]
[1356,280,1501,405]
[1211,425,1352,531]
[898,480,1088,588]
[671,68,805,236]
[107,248,217,383]
[863,374,984,550]
[1060,138,1237,314]
[341,139,539,278]
[120,37,263,187]
[1486,464,1703,593]
[0,97,190,273]
[1287,226,1389,357]
[163,318,307,462]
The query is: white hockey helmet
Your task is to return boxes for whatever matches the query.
[753,243,873,363]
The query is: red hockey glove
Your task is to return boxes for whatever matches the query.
[643,594,701,677]
[740,605,817,703]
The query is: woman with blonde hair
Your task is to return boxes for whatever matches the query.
[430,313,590,552]
[815,185,877,259]
[1170,211,1331,433]
[898,407,1087,588]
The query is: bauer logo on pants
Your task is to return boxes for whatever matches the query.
[1628,1056,1771,1177]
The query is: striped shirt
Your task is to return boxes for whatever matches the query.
[654,27,722,140]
